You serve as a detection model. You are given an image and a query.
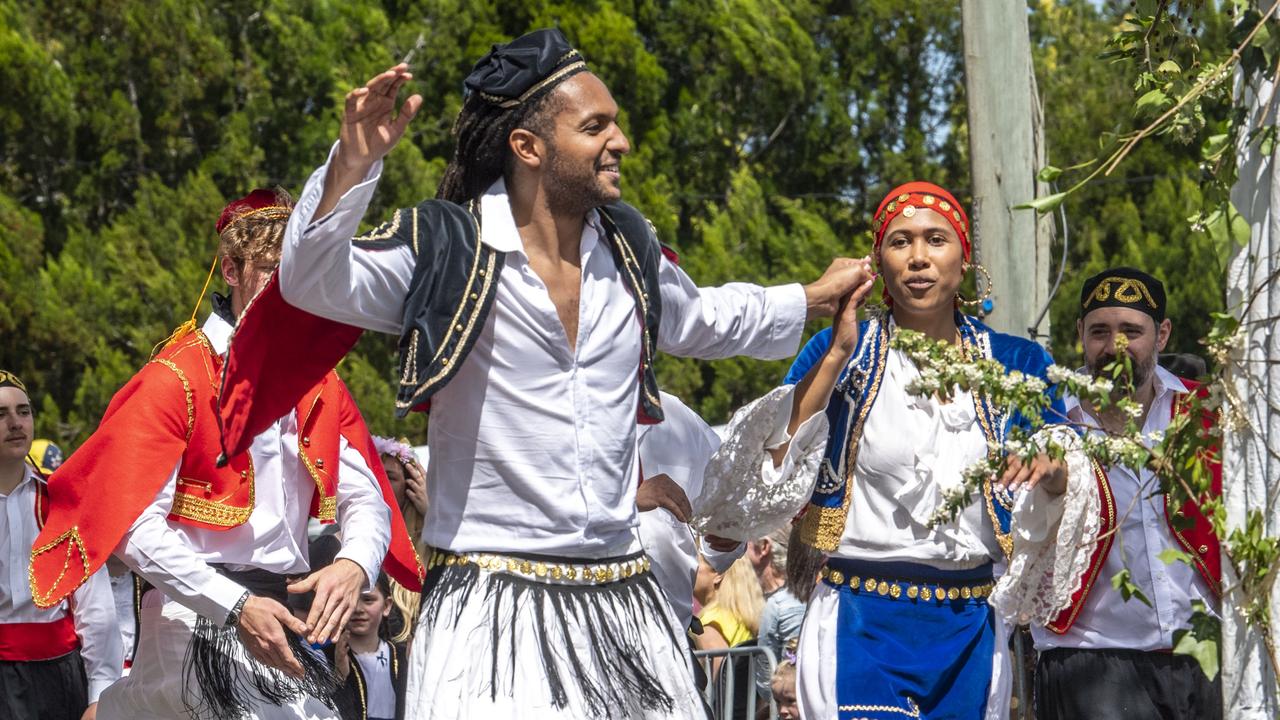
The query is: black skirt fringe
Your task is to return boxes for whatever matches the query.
[181,566,341,720]
[419,552,683,718]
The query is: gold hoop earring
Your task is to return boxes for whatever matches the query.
[956,263,994,316]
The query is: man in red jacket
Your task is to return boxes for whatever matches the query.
[1034,267,1221,720]
[30,190,422,720]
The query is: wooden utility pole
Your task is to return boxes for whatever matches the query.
[1224,68,1280,720]
[961,0,1053,339]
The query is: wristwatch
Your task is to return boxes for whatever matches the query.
[226,590,251,628]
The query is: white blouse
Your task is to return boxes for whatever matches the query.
[836,346,1001,568]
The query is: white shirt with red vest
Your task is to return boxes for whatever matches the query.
[280,146,807,560]
[0,465,122,701]
[115,312,392,623]
[1031,365,1219,652]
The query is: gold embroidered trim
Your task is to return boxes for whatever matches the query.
[964,329,1014,559]
[604,216,661,409]
[1083,276,1159,310]
[170,492,254,527]
[481,56,586,108]
[29,526,91,609]
[298,391,337,522]
[359,208,404,245]
[800,317,891,551]
[149,358,195,442]
[398,204,495,408]
[1049,457,1115,633]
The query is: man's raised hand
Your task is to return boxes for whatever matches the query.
[317,64,423,219]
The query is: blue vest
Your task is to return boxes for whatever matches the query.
[787,310,1064,555]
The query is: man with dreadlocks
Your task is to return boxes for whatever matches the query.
[28,191,423,720]
[0,370,121,720]
[215,28,868,720]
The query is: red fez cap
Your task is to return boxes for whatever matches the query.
[872,181,971,262]
[216,189,291,235]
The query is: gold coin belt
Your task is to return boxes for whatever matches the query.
[819,566,994,603]
[426,549,651,586]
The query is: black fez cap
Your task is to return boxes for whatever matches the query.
[1079,266,1166,323]
[464,28,587,109]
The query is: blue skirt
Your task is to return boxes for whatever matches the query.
[823,558,996,720]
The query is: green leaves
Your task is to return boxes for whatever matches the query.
[1172,601,1222,681]
[1015,190,1070,214]
[1111,569,1154,608]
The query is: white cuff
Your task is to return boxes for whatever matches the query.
[765,283,808,355]
[203,574,250,626]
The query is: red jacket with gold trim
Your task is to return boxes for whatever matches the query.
[29,329,423,610]
[1046,379,1221,634]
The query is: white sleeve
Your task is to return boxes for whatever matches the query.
[279,141,415,335]
[332,438,392,590]
[114,464,248,625]
[656,257,807,360]
[691,385,828,542]
[989,428,1104,626]
[70,566,123,703]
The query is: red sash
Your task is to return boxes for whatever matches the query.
[0,615,78,661]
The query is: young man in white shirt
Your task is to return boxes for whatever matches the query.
[217,28,866,720]
[1033,267,1222,720]
[0,371,122,720]
[29,192,422,720]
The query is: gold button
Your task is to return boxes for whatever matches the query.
[440,357,449,365]
[829,570,845,585]
[939,200,951,211]
[240,470,248,478]
[302,436,310,447]
[1199,545,1210,554]
[962,587,972,600]
[863,578,876,593]
[901,205,917,218]
[849,575,861,589]
[445,555,456,566]
[315,458,325,469]
[550,566,562,580]
[889,584,901,599]
[520,561,533,574]
[897,193,910,203]
[455,324,463,332]
[478,269,486,277]
[947,588,960,601]
[506,559,518,572]
[470,293,479,300]
[922,195,935,205]
[876,581,889,596]
[906,585,919,600]
[921,587,932,601]
[936,586,946,601]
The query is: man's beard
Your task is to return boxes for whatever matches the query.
[1090,351,1156,398]
[543,146,616,217]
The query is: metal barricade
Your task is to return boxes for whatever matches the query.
[693,645,779,720]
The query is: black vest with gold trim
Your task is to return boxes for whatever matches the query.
[354,199,667,423]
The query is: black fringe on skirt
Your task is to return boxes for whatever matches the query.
[420,553,683,718]
[181,566,341,719]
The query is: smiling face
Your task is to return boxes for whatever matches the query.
[878,209,966,318]
[1078,306,1171,396]
[0,386,33,464]
[532,73,631,215]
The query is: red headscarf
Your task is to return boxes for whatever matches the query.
[215,188,290,235]
[872,181,971,262]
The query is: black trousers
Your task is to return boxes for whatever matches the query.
[0,650,88,720]
[1035,647,1222,720]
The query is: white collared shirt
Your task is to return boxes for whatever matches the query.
[1,465,122,701]
[116,313,391,623]
[280,145,807,558]
[1032,364,1218,651]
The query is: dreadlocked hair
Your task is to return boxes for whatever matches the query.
[436,85,567,204]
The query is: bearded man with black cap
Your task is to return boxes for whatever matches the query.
[214,27,870,720]
[29,192,423,720]
[1032,267,1222,720]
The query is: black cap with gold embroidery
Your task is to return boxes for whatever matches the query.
[0,370,26,392]
[1079,267,1166,323]
[463,28,587,109]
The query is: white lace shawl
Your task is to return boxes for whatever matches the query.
[691,385,829,541]
[989,427,1104,625]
